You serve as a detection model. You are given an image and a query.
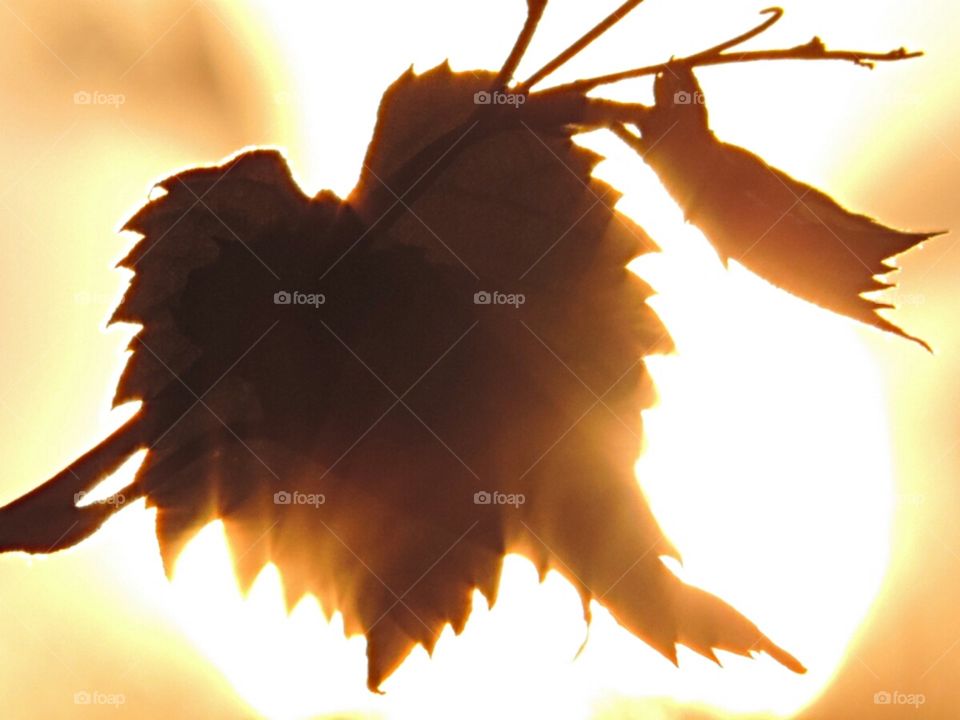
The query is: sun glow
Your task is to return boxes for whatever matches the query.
[166,1,896,718]
[167,239,895,718]
[163,139,896,720]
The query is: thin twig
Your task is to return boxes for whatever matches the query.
[494,0,549,90]
[521,0,649,91]
[541,39,922,96]
[691,6,784,58]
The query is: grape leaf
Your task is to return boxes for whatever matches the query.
[0,64,805,691]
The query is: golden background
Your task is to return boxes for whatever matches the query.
[0,1,957,718]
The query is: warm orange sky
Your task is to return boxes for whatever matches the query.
[0,1,958,718]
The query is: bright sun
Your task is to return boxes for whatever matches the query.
[160,139,895,720]
[152,2,898,718]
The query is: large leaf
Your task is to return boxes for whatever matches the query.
[1,65,805,691]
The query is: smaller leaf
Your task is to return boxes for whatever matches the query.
[625,63,941,350]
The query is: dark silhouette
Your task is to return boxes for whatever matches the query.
[0,1,937,692]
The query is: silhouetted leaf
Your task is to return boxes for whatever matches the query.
[0,63,806,690]
[625,63,938,349]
